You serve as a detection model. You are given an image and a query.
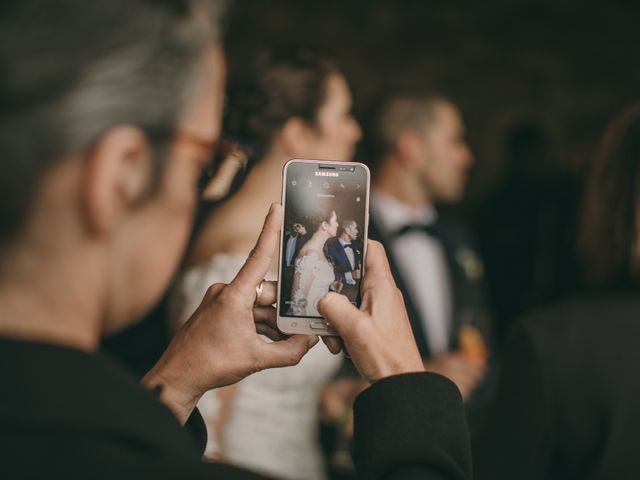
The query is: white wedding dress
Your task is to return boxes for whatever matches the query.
[290,251,336,317]
[171,253,342,480]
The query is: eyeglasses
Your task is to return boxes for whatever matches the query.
[173,130,220,167]
[173,130,252,199]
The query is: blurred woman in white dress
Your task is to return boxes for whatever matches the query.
[290,208,341,317]
[171,47,361,480]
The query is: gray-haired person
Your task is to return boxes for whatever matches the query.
[0,1,471,479]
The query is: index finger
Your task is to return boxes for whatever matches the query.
[230,203,282,300]
[360,240,395,291]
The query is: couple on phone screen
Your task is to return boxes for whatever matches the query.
[290,208,362,318]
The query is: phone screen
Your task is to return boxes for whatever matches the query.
[279,161,369,319]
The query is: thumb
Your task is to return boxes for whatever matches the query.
[317,292,362,335]
[259,335,319,369]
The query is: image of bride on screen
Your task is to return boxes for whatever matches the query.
[290,207,342,316]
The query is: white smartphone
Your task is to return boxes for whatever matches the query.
[277,159,370,335]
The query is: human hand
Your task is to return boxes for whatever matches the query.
[352,268,361,280]
[458,324,489,366]
[317,241,424,384]
[143,203,318,423]
[423,352,486,401]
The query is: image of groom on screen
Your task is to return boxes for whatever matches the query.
[326,219,362,303]
[285,221,309,267]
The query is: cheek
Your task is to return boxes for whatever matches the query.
[103,202,194,335]
[317,125,354,160]
[338,121,358,146]
[431,144,456,176]
[130,171,198,311]
[137,203,193,296]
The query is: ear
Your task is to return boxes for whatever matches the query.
[81,125,152,235]
[278,117,316,156]
[395,130,426,172]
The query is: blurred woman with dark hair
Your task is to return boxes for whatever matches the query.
[289,207,341,317]
[170,47,361,479]
[474,102,640,480]
[579,103,640,289]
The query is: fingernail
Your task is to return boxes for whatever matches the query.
[308,335,319,347]
[269,202,277,214]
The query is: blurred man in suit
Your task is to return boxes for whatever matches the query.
[366,93,494,420]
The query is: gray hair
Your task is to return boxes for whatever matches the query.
[0,0,225,245]
[371,94,449,166]
[341,219,358,230]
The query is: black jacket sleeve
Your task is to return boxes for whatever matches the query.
[184,408,208,454]
[353,372,472,480]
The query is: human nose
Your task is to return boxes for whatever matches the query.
[351,117,362,142]
[461,144,474,167]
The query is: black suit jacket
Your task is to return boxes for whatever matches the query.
[284,233,309,267]
[326,237,362,282]
[368,212,496,436]
[0,337,472,480]
[474,293,640,480]
[368,213,492,358]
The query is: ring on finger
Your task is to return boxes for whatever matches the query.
[254,279,266,306]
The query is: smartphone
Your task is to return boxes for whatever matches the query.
[277,159,370,335]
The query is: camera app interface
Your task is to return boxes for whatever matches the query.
[280,162,368,318]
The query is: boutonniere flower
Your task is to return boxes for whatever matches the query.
[455,247,484,281]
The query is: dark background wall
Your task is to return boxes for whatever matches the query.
[224,0,640,205]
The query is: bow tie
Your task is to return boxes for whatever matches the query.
[394,222,440,238]
[343,243,353,249]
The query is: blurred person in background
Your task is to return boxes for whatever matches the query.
[365,92,494,432]
[473,102,640,480]
[473,120,581,345]
[170,47,362,480]
[0,1,476,479]
[0,0,321,476]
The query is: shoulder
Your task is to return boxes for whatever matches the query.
[298,249,323,261]
[513,293,640,379]
[188,203,264,265]
[518,294,640,341]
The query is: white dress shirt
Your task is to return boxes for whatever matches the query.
[370,190,452,356]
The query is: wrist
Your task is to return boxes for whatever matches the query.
[142,358,202,425]
[372,357,425,383]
